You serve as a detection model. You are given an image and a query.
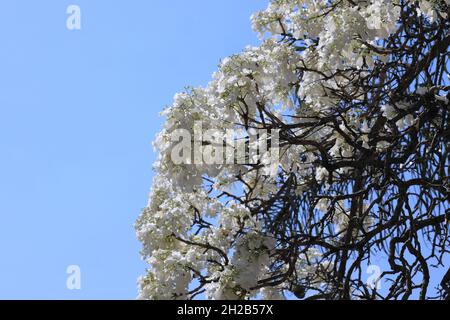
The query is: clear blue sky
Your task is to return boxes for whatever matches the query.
[0,0,266,299]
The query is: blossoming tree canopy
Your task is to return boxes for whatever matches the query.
[136,0,450,300]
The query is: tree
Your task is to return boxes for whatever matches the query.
[136,0,450,300]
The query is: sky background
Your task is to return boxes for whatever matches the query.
[0,0,267,299]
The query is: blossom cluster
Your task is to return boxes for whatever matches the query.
[136,0,448,300]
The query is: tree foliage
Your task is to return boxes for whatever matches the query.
[136,0,450,300]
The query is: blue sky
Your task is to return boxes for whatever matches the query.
[0,0,266,299]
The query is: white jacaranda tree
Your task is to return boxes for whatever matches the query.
[137,0,450,300]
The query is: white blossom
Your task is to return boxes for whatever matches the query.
[136,0,445,300]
